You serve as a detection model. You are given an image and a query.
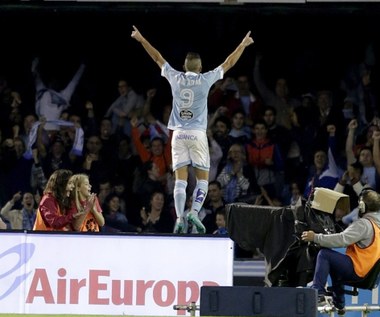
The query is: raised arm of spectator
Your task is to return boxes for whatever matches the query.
[82,101,98,136]
[253,52,278,107]
[35,117,47,159]
[0,191,21,220]
[31,148,47,192]
[207,106,228,130]
[142,88,157,120]
[345,119,358,165]
[61,63,86,101]
[372,130,380,175]
[0,216,8,230]
[130,116,150,162]
[31,57,46,92]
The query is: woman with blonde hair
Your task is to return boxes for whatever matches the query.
[69,173,105,232]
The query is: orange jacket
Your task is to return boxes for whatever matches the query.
[131,126,172,177]
[346,219,380,277]
[33,194,73,231]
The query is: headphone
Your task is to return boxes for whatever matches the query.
[358,195,367,214]
[358,187,374,215]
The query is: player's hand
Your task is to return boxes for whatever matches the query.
[241,31,254,47]
[131,25,143,42]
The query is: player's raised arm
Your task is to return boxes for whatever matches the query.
[131,25,166,69]
[220,31,254,74]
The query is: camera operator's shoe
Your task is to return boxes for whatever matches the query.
[187,211,206,234]
[317,295,327,307]
[333,300,346,315]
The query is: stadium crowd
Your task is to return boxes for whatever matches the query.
[0,37,379,257]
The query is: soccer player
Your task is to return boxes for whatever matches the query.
[131,25,254,233]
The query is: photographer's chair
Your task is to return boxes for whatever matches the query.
[328,259,380,296]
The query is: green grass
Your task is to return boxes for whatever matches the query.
[0,313,229,317]
[0,314,154,317]
[0,314,168,317]
[0,313,235,317]
[0,313,232,317]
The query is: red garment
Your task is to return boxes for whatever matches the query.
[246,138,275,168]
[131,126,172,177]
[208,88,262,120]
[33,193,73,231]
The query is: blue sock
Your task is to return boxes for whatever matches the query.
[174,180,187,218]
[192,179,208,213]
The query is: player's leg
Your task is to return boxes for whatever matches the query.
[192,168,209,213]
[171,130,191,233]
[187,130,210,234]
[173,166,188,233]
[186,168,208,234]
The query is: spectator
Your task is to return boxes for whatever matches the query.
[203,180,226,234]
[102,192,139,233]
[0,75,23,139]
[217,143,253,204]
[69,173,105,232]
[208,110,233,173]
[0,191,36,230]
[140,191,174,233]
[213,209,228,235]
[253,53,300,130]
[334,161,365,224]
[33,169,81,231]
[114,135,141,196]
[246,119,283,201]
[105,79,144,136]
[42,134,74,179]
[31,57,85,131]
[81,135,114,192]
[304,125,340,199]
[346,119,379,190]
[228,109,251,146]
[134,161,166,210]
[97,178,112,206]
[1,136,34,199]
[131,116,172,185]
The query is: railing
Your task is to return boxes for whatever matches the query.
[173,302,199,316]
[318,304,380,316]
[174,302,380,316]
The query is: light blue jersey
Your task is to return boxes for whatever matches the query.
[162,62,223,132]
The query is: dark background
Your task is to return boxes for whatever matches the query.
[1,1,380,116]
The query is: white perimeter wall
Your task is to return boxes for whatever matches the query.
[0,232,234,316]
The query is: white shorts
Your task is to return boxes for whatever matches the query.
[171,129,210,171]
